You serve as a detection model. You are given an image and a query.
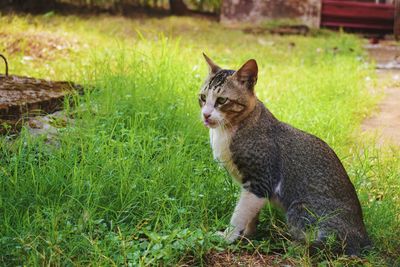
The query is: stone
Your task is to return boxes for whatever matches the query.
[0,73,83,133]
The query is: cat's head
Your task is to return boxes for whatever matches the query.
[198,53,258,129]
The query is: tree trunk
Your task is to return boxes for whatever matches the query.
[395,0,400,40]
[169,0,188,15]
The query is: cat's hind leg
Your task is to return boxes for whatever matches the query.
[286,201,316,242]
[286,204,353,255]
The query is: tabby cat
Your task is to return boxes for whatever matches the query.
[198,54,371,256]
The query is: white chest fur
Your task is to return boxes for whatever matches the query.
[210,127,243,183]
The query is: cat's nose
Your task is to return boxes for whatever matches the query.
[203,112,211,119]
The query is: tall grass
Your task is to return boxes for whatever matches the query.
[0,14,399,265]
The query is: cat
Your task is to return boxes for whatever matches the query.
[198,53,371,256]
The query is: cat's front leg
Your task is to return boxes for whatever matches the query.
[220,190,266,243]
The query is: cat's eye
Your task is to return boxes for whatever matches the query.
[216,97,228,105]
[200,94,206,102]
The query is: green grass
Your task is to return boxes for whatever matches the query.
[0,13,399,266]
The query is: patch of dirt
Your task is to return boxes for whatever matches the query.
[362,87,400,146]
[205,251,295,267]
[365,43,400,69]
[0,32,81,61]
[362,42,400,146]
[25,110,74,146]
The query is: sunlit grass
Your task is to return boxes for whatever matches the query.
[0,13,399,266]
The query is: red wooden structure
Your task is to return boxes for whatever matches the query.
[321,0,398,35]
[395,0,400,38]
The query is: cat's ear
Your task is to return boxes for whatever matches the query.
[203,53,221,74]
[234,59,258,89]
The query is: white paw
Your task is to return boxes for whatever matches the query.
[215,230,225,238]
[215,227,242,243]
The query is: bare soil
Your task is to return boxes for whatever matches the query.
[362,42,400,146]
[362,86,400,146]
[0,32,80,61]
[205,250,295,267]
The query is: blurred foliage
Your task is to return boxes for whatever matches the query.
[57,0,221,12]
